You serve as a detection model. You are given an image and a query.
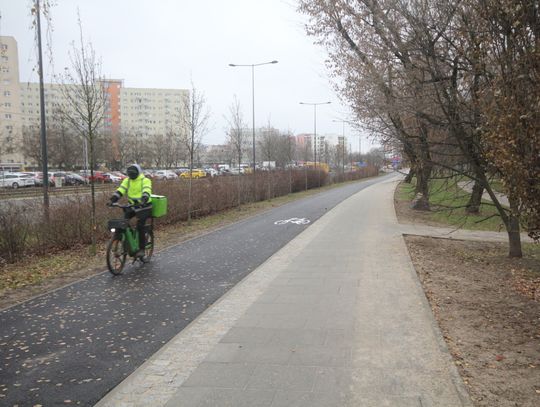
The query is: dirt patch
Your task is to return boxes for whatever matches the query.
[394,194,447,227]
[405,235,540,406]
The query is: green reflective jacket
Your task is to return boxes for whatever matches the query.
[116,174,152,204]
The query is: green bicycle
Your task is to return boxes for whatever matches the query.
[106,202,154,275]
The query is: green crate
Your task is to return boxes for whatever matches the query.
[151,195,167,218]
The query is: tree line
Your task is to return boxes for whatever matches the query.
[299,0,540,257]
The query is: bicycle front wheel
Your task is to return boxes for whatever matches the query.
[106,238,127,275]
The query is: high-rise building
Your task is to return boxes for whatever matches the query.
[0,36,188,168]
[0,36,23,167]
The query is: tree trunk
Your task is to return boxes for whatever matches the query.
[404,167,415,183]
[89,134,96,255]
[412,163,431,211]
[466,180,484,214]
[507,198,522,258]
[289,167,292,194]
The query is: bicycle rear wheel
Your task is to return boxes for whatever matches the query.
[142,227,154,263]
[106,238,127,275]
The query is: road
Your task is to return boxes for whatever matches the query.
[0,174,392,406]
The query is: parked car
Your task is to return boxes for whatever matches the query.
[173,168,189,175]
[0,172,35,189]
[153,170,178,180]
[205,168,218,177]
[180,169,207,179]
[34,172,56,187]
[230,167,245,175]
[104,172,123,183]
[64,172,86,186]
[110,171,127,180]
[81,171,111,183]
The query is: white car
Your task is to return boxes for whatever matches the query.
[104,173,123,183]
[153,170,177,180]
[0,172,35,189]
[230,167,245,175]
[205,168,218,177]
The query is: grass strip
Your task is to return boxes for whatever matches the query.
[0,175,381,296]
[397,178,506,232]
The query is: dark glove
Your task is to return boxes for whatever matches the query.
[141,194,149,205]
[110,194,119,204]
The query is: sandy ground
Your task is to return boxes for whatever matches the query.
[396,183,540,406]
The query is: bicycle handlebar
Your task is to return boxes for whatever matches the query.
[108,202,139,209]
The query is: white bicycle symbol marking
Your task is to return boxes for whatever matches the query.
[274,217,311,225]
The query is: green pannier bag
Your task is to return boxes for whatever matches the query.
[151,195,167,218]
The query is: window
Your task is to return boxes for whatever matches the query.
[0,44,7,50]
[4,102,11,108]
[4,114,11,119]
[3,91,10,96]
[1,56,7,62]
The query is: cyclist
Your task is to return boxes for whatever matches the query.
[109,164,152,258]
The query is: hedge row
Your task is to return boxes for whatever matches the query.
[0,167,379,265]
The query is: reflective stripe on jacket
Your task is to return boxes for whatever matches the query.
[116,174,152,204]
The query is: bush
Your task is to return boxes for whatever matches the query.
[0,202,32,263]
[0,167,379,265]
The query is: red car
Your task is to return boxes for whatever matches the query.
[84,171,111,183]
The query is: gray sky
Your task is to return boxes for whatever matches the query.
[0,0,373,151]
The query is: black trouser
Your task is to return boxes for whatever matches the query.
[125,205,152,251]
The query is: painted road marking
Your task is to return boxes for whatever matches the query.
[274,217,310,225]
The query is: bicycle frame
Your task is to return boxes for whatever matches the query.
[108,203,151,257]
[123,227,139,256]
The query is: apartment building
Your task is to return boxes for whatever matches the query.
[0,36,23,166]
[296,133,344,161]
[0,36,188,167]
[119,87,186,135]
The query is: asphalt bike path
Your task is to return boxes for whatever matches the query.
[99,174,471,407]
[0,175,391,406]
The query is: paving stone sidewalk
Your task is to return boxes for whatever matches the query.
[458,180,510,207]
[97,176,473,407]
[400,222,534,243]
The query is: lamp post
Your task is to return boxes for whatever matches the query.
[332,119,347,177]
[35,0,49,221]
[353,133,362,168]
[299,101,331,187]
[229,60,278,177]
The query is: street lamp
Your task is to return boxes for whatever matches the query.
[228,60,278,177]
[334,118,362,169]
[300,101,331,187]
[332,119,347,176]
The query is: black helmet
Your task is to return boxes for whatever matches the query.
[126,164,142,180]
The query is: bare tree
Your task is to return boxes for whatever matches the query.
[180,82,210,224]
[56,17,106,254]
[281,131,297,193]
[21,125,43,167]
[226,96,248,207]
[48,108,82,170]
[257,123,281,165]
